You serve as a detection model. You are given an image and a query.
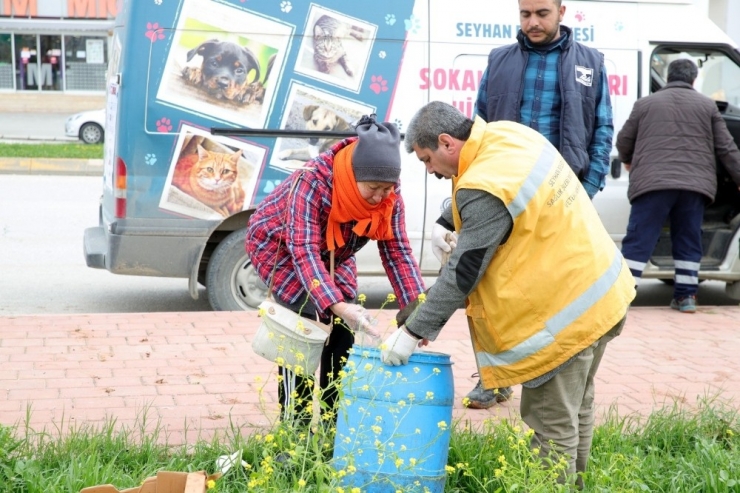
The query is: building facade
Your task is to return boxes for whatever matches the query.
[0,0,116,96]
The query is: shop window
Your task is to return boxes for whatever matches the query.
[0,33,11,89]
[64,35,108,91]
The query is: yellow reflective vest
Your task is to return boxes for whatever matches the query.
[453,118,635,389]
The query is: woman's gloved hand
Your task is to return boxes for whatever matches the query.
[331,302,380,339]
[432,223,457,264]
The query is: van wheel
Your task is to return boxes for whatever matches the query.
[80,123,104,144]
[206,228,268,311]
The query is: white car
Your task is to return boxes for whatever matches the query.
[65,108,105,144]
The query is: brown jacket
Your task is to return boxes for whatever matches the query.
[616,81,740,203]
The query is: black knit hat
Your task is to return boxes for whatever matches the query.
[352,114,402,183]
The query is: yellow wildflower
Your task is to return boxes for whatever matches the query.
[386,293,397,302]
[418,292,426,302]
[445,465,455,473]
[395,458,404,467]
[438,421,448,430]
[351,489,361,493]
[312,278,321,288]
[298,479,307,487]
[426,391,434,399]
[206,479,216,490]
[462,397,471,407]
[258,307,266,317]
[358,293,367,303]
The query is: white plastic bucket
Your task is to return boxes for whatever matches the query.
[251,300,331,375]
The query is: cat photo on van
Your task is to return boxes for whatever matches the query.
[160,125,266,220]
[295,6,377,93]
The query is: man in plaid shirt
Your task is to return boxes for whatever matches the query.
[246,116,425,425]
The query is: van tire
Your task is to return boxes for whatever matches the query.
[206,228,268,311]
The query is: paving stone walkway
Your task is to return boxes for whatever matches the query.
[1,306,738,444]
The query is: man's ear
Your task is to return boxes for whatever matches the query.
[438,134,456,153]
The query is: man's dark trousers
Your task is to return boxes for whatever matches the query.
[621,189,705,298]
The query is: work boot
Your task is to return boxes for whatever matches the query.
[670,295,697,313]
[464,374,513,409]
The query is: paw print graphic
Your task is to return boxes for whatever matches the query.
[369,75,389,94]
[145,22,165,42]
[404,14,421,34]
[156,118,172,132]
[574,11,585,22]
[614,21,624,32]
[385,14,396,26]
[144,154,157,166]
[263,180,282,194]
[280,1,292,13]
[378,51,387,59]
[393,118,403,131]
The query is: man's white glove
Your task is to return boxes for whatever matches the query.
[431,223,458,264]
[332,303,380,340]
[381,327,421,366]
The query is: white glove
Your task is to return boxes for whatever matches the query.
[431,223,458,263]
[381,327,421,366]
[333,303,380,339]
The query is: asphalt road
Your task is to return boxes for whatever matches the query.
[0,111,76,142]
[1,173,738,317]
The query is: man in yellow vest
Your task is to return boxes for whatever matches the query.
[381,101,635,488]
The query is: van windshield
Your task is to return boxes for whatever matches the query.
[651,48,740,107]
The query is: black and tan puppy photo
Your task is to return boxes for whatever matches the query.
[181,38,261,103]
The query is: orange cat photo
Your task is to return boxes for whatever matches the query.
[160,126,265,221]
[172,144,245,217]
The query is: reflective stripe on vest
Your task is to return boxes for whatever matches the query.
[475,245,624,368]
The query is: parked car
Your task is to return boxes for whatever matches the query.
[65,108,105,144]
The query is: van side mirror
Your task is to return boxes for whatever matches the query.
[610,157,622,179]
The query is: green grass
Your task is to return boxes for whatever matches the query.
[0,398,737,493]
[0,143,103,159]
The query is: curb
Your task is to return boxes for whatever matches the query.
[0,157,103,176]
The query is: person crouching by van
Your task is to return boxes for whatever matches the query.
[246,115,425,426]
[616,58,740,313]
[381,102,634,489]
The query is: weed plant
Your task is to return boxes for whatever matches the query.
[0,396,737,492]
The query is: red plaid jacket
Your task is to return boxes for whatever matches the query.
[246,138,425,313]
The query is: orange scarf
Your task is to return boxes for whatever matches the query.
[327,141,397,251]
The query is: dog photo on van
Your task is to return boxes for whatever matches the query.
[155,0,291,129]
[271,81,374,170]
[160,125,266,221]
[295,5,377,93]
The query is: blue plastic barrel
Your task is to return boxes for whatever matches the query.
[332,346,454,493]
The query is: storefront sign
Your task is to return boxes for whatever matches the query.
[1,0,119,19]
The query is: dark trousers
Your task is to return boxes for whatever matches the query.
[621,189,705,299]
[275,295,354,426]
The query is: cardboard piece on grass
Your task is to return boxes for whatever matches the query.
[79,471,222,493]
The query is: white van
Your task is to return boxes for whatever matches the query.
[84,0,740,309]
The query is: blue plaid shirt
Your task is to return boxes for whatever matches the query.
[476,32,612,198]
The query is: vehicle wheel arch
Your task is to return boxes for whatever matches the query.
[188,209,267,311]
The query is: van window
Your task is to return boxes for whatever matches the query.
[651,48,740,106]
